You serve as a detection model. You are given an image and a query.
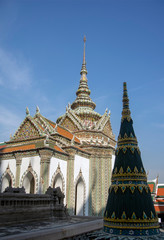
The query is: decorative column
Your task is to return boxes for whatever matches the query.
[15,153,22,188]
[66,153,75,215]
[39,150,52,193]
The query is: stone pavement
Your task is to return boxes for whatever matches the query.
[0,217,164,240]
[0,216,103,240]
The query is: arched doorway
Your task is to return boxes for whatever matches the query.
[75,177,85,216]
[53,173,63,191]
[23,171,35,194]
[1,173,12,192]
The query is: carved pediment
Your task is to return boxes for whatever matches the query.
[13,118,41,141]
[102,120,113,137]
[61,116,79,132]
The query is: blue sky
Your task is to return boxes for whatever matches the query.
[0,0,164,182]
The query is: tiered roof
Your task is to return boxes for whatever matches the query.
[155,184,164,214]
[148,179,164,216]
[0,107,88,156]
[104,83,160,238]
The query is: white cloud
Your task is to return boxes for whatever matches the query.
[0,48,31,89]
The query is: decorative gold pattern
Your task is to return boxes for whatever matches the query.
[14,119,40,140]
[110,184,149,194]
[104,214,158,223]
[112,168,147,179]
[116,146,140,155]
[121,211,126,219]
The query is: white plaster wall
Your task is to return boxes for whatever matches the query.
[74,155,89,216]
[111,154,115,171]
[20,156,40,186]
[49,157,67,203]
[0,159,16,180]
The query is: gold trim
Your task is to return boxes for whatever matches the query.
[104,216,158,223]
[110,184,149,194]
[112,178,147,182]
[104,224,159,230]
[112,171,146,178]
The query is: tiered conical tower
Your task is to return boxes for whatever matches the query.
[104,82,160,237]
[57,37,116,216]
[71,36,96,112]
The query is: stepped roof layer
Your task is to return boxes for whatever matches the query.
[0,107,89,156]
[103,83,160,238]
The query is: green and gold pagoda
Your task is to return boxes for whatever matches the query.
[104,82,160,237]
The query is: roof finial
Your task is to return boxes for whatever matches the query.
[121,82,131,120]
[36,106,40,114]
[26,107,30,116]
[80,35,87,75]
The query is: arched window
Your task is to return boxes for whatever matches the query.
[75,177,85,216]
[1,173,12,192]
[53,173,63,191]
[23,171,35,194]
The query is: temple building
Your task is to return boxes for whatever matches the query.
[0,37,116,217]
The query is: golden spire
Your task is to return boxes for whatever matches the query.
[71,36,96,111]
[80,35,87,75]
[121,82,131,120]
[83,35,86,65]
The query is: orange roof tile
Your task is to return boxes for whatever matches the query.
[38,124,44,131]
[148,183,155,193]
[57,126,80,143]
[73,145,89,153]
[49,122,55,128]
[157,185,164,197]
[63,145,89,154]
[156,199,164,203]
[0,144,36,153]
[0,144,6,149]
[154,205,164,213]
[40,116,81,144]
[74,136,80,143]
[54,145,66,153]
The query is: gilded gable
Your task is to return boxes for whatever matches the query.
[102,120,113,137]
[13,119,40,140]
[61,117,78,132]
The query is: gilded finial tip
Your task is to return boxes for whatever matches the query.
[83,35,86,43]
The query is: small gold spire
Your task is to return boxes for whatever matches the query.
[80,35,87,75]
[83,35,86,65]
